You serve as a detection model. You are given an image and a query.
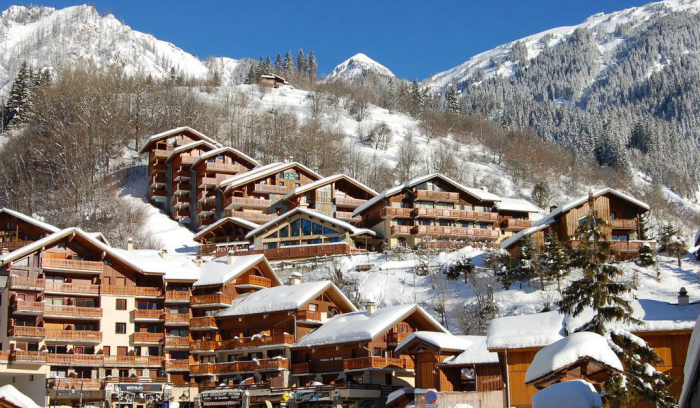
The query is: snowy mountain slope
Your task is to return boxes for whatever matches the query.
[424,0,700,92]
[324,53,395,82]
[0,5,249,92]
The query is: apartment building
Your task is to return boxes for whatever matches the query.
[192,217,260,255]
[501,188,655,258]
[353,174,502,249]
[493,198,543,243]
[0,208,60,252]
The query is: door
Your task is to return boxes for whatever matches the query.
[116,277,126,286]
[117,346,128,356]
[103,346,110,356]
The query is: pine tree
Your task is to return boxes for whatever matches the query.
[518,233,536,281]
[264,56,273,73]
[486,251,518,290]
[541,231,569,291]
[297,49,307,75]
[445,85,460,113]
[409,79,423,117]
[274,53,283,75]
[531,181,553,209]
[307,51,318,82]
[657,223,686,267]
[636,242,655,267]
[283,51,295,80]
[5,61,31,127]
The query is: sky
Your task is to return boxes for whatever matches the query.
[1,0,653,79]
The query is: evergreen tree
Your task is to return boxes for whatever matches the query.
[4,61,31,127]
[531,181,553,209]
[657,224,686,267]
[636,242,655,267]
[297,49,307,75]
[283,51,295,79]
[541,231,569,291]
[445,85,460,113]
[264,56,273,73]
[274,53,283,75]
[518,233,536,282]
[486,251,518,290]
[409,79,423,117]
[307,51,318,82]
[638,212,651,241]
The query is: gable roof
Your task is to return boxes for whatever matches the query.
[245,207,376,240]
[164,140,217,163]
[281,174,377,201]
[218,162,322,191]
[215,281,356,317]
[192,254,279,287]
[353,173,501,216]
[487,310,567,351]
[395,331,473,354]
[139,126,223,153]
[494,198,543,214]
[294,304,447,348]
[0,208,59,234]
[193,217,260,241]
[440,336,500,366]
[190,146,260,168]
[501,188,650,250]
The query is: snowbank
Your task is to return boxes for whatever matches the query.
[531,380,602,408]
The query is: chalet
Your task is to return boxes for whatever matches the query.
[239,208,377,260]
[259,74,290,88]
[277,174,378,225]
[353,174,501,249]
[679,315,700,408]
[486,294,700,407]
[501,188,654,259]
[193,217,260,256]
[493,199,543,244]
[0,208,59,253]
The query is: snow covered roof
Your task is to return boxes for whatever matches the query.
[395,331,473,354]
[0,384,41,408]
[353,173,501,217]
[86,232,110,246]
[531,380,602,408]
[164,140,217,163]
[524,332,622,385]
[192,254,279,287]
[193,217,260,241]
[281,174,377,201]
[0,208,59,234]
[108,248,196,279]
[219,162,322,191]
[294,304,447,348]
[501,188,650,250]
[216,281,355,317]
[680,315,700,407]
[190,146,260,168]
[494,198,543,214]
[260,73,290,84]
[245,207,376,239]
[139,126,222,153]
[487,310,567,350]
[440,336,500,365]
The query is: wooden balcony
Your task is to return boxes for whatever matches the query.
[0,351,9,362]
[131,332,165,344]
[254,184,288,194]
[199,177,219,188]
[190,316,218,330]
[180,155,196,165]
[415,189,459,202]
[413,208,498,222]
[335,211,362,223]
[133,309,164,321]
[190,363,217,376]
[172,195,190,209]
[8,276,45,291]
[48,378,103,391]
[235,242,364,261]
[335,197,367,208]
[151,149,170,159]
[12,300,44,315]
[292,362,311,374]
[191,293,233,308]
[295,310,322,322]
[8,326,45,339]
[101,285,162,297]
[103,355,164,367]
[235,275,271,288]
[225,197,273,209]
[46,353,103,366]
[387,332,410,344]
[217,333,295,350]
[411,225,499,240]
[610,219,638,230]
[9,350,46,364]
[501,218,533,231]
[343,357,413,371]
[190,340,220,352]
[570,240,657,253]
[43,305,102,319]
[165,290,191,303]
[380,207,414,218]
[165,359,190,371]
[205,162,247,174]
[227,210,274,222]
[217,358,290,374]
[164,336,190,349]
[164,313,190,325]
[390,225,413,236]
[42,258,103,273]
[0,240,33,251]
[150,175,167,187]
[150,163,168,175]
[45,330,102,343]
[45,281,100,296]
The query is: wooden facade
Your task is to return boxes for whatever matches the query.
[0,209,58,252]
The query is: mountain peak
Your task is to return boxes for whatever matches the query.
[326,53,395,82]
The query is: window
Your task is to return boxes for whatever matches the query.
[119,369,129,379]
[116,299,127,310]
[76,323,95,331]
[281,241,297,247]
[312,223,323,235]
[266,231,278,239]
[75,299,95,308]
[308,304,317,312]
[291,220,300,237]
[115,323,126,334]
[264,242,277,249]
[323,227,337,235]
[327,237,340,243]
[611,212,617,220]
[279,226,289,238]
[301,219,312,235]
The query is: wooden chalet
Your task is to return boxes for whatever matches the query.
[353,174,501,249]
[259,74,290,88]
[218,161,323,225]
[493,198,542,244]
[501,188,655,259]
[193,217,260,256]
[0,208,60,253]
[238,207,376,260]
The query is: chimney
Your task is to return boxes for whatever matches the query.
[549,205,558,213]
[312,166,319,174]
[365,300,377,316]
[288,156,294,163]
[195,254,203,267]
[289,272,302,286]
[679,287,689,306]
[227,250,235,265]
[480,186,488,192]
[127,238,134,252]
[161,249,168,261]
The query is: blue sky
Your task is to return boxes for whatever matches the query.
[2,0,651,79]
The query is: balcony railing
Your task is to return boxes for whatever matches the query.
[254,184,289,194]
[164,313,190,325]
[45,281,100,296]
[217,358,290,374]
[9,276,45,291]
[133,309,164,321]
[164,336,190,349]
[165,359,190,371]
[415,190,460,202]
[190,316,218,330]
[295,310,322,322]
[234,242,364,261]
[225,197,273,209]
[45,330,102,343]
[235,275,271,288]
[380,207,414,218]
[46,353,103,366]
[227,210,274,222]
[501,218,533,230]
[190,363,217,375]
[0,351,9,362]
[390,225,413,235]
[165,290,191,302]
[42,258,103,273]
[412,208,499,222]
[411,225,499,240]
[199,177,219,188]
[190,340,220,351]
[9,326,45,338]
[335,197,367,208]
[190,293,233,307]
[9,350,46,363]
[217,333,295,350]
[387,332,410,344]
[0,240,33,251]
[151,149,170,159]
[12,300,44,314]
[180,155,196,165]
[205,162,248,174]
[48,378,103,390]
[335,211,362,223]
[101,285,162,297]
[103,355,164,367]
[131,332,165,344]
[610,219,638,230]
[570,240,657,253]
[43,305,102,319]
[343,357,413,371]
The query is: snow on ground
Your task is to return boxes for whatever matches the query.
[531,380,602,408]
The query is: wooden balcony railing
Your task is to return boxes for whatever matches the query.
[42,258,103,273]
[412,208,499,222]
[217,358,290,374]
[610,219,638,230]
[131,332,165,343]
[380,207,415,218]
[190,340,219,351]
[0,351,9,362]
[133,309,164,320]
[164,336,190,349]
[9,326,45,338]
[190,293,233,307]
[335,197,367,208]
[164,313,190,325]
[295,310,322,322]
[103,355,164,367]
[48,378,103,390]
[501,218,533,230]
[217,333,295,350]
[199,177,219,187]
[165,359,190,371]
[234,242,364,261]
[335,211,362,223]
[227,210,274,222]
[343,357,413,371]
[151,149,170,159]
[190,363,217,375]
[150,164,167,175]
[165,290,191,302]
[9,276,45,291]
[180,155,196,165]
[205,162,247,173]
[225,197,273,209]
[390,225,413,235]
[45,282,100,295]
[254,184,288,194]
[0,240,33,251]
[101,285,162,297]
[415,190,460,202]
[43,305,102,319]
[387,332,410,344]
[292,362,311,374]
[235,275,271,288]
[12,300,44,314]
[46,353,103,366]
[190,316,218,330]
[45,330,102,343]
[411,225,499,240]
[9,350,46,363]
[570,240,657,253]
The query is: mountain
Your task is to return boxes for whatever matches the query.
[0,5,250,92]
[324,53,395,82]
